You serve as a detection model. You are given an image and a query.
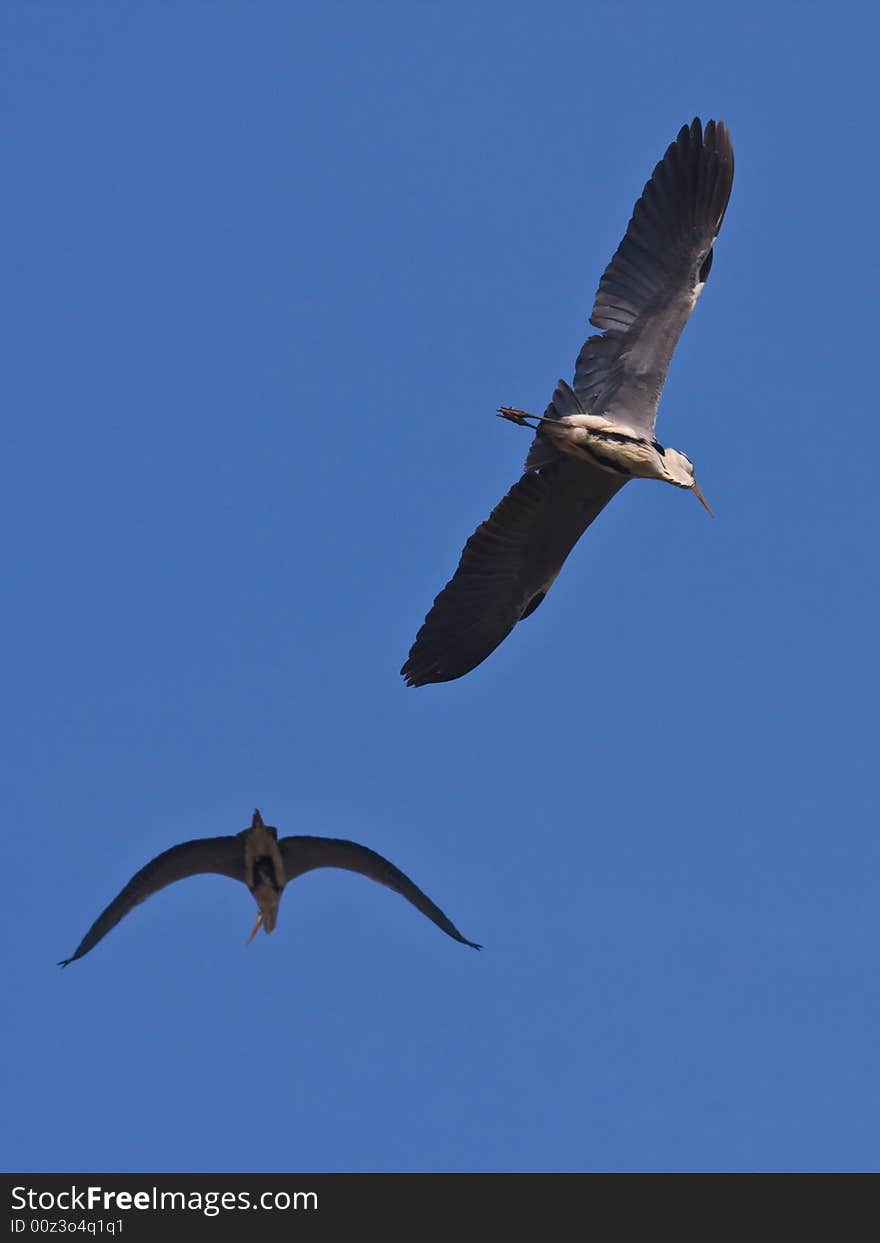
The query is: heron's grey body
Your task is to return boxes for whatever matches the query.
[504,380,705,495]
[402,118,734,687]
[60,809,479,964]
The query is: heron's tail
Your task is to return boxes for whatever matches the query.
[522,381,584,472]
[543,380,584,421]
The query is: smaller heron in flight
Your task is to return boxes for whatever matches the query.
[60,809,479,965]
[402,118,734,686]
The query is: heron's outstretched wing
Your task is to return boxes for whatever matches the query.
[279,836,480,948]
[401,457,626,685]
[572,118,733,435]
[60,836,245,965]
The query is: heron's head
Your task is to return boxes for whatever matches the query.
[662,449,713,515]
[246,808,278,839]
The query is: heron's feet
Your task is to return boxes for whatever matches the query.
[498,406,539,428]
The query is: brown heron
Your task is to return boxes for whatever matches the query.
[402,118,734,686]
[60,809,479,964]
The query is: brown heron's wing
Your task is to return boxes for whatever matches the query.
[401,456,626,686]
[279,836,480,948]
[60,836,245,965]
[571,118,734,435]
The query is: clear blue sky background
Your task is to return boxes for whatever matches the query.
[3,1,878,1173]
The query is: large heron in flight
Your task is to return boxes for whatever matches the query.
[402,118,734,686]
[60,809,479,964]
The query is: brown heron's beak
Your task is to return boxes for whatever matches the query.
[693,480,714,516]
[246,912,263,945]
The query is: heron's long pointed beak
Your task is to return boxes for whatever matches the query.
[693,481,714,517]
[246,912,263,945]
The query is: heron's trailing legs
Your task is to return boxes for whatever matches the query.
[247,912,263,944]
[497,406,550,429]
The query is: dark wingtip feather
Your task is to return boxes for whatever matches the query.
[440,927,482,950]
[586,115,733,342]
[400,658,450,688]
[402,460,626,685]
[439,927,481,950]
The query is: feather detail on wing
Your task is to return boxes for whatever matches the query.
[401,458,626,685]
[572,118,733,435]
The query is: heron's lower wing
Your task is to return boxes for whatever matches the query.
[401,457,627,686]
[574,118,733,434]
[279,836,480,949]
[59,836,245,965]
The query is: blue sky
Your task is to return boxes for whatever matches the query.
[3,1,878,1172]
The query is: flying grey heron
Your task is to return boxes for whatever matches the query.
[402,118,734,687]
[60,809,479,964]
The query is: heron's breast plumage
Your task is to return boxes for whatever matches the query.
[543,415,669,481]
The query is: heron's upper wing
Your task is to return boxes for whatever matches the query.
[572,118,733,436]
[279,836,480,948]
[401,457,627,685]
[60,836,245,965]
